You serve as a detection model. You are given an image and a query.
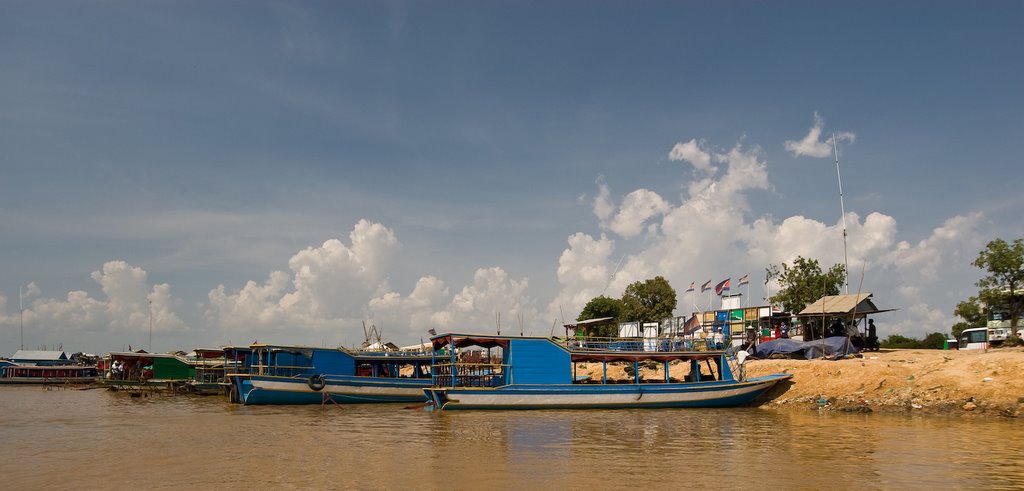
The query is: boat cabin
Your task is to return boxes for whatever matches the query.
[245,344,433,379]
[429,333,735,389]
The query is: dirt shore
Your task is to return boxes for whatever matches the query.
[575,347,1024,417]
[745,346,1024,417]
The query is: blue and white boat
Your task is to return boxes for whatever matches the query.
[423,333,791,410]
[227,344,434,405]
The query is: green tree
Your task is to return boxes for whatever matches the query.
[620,276,677,324]
[921,332,949,350]
[951,296,985,338]
[767,256,847,314]
[576,296,625,337]
[879,332,950,349]
[973,238,1024,333]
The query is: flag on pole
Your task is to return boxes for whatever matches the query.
[682,314,701,335]
[715,278,731,295]
[700,280,712,292]
[427,328,437,336]
[738,274,749,286]
[686,281,696,292]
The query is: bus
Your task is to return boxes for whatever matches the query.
[958,327,989,350]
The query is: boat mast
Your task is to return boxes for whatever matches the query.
[833,133,850,295]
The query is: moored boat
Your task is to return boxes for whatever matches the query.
[0,361,98,385]
[1,350,99,385]
[227,344,434,405]
[100,351,194,392]
[187,348,231,395]
[423,333,791,410]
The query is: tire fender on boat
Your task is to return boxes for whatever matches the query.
[308,374,326,391]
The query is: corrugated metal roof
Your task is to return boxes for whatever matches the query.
[11,350,68,361]
[798,293,881,316]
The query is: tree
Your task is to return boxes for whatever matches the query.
[921,332,949,350]
[973,238,1024,333]
[577,296,625,337]
[881,334,919,349]
[880,332,949,349]
[767,256,846,314]
[620,276,677,324]
[951,296,986,338]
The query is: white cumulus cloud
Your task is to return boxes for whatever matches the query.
[554,132,983,341]
[0,262,188,351]
[784,112,856,158]
[206,219,401,340]
[609,189,671,238]
[668,138,715,174]
[430,267,536,333]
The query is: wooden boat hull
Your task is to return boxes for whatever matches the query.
[424,374,791,410]
[233,374,432,405]
[100,379,191,392]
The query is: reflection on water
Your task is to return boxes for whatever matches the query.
[2,386,1024,489]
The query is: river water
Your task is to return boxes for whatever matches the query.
[2,385,1023,490]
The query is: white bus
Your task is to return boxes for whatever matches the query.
[958,327,988,350]
[957,326,1017,350]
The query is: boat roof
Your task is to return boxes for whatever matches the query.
[12,350,69,361]
[191,348,226,358]
[108,351,184,361]
[562,317,616,328]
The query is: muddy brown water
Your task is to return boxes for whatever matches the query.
[2,386,1023,490]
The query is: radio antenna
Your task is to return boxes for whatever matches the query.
[833,133,851,295]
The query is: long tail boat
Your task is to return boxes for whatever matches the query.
[423,333,791,410]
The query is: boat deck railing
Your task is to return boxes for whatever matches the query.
[251,364,315,377]
[432,362,507,388]
[559,336,725,353]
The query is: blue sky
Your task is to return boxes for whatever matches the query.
[1,1,1021,354]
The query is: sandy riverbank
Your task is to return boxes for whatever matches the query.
[745,346,1024,417]
[576,347,1024,417]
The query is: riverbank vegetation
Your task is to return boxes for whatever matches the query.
[952,238,1024,338]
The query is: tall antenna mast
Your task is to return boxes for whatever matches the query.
[20,286,24,350]
[833,133,850,294]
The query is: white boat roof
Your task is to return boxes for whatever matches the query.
[12,350,69,361]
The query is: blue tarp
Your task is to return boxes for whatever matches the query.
[751,336,859,360]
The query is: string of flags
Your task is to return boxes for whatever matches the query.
[686,274,751,296]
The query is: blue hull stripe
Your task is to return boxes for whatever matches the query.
[234,375,432,405]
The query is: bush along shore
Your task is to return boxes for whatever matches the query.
[745,347,1024,417]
